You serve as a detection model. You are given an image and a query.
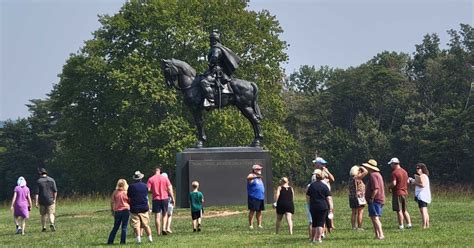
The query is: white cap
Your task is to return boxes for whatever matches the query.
[388,157,400,164]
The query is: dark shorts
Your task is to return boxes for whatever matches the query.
[349,197,360,209]
[191,210,202,220]
[309,208,328,228]
[248,196,265,211]
[152,199,169,214]
[276,204,294,215]
[415,197,428,208]
[368,202,384,217]
[392,195,408,212]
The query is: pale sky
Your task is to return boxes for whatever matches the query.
[1,0,472,120]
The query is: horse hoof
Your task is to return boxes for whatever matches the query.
[196,141,204,148]
[250,140,261,147]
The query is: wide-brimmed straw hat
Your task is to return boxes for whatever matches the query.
[362,159,379,172]
[132,170,144,180]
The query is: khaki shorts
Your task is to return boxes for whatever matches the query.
[39,204,56,215]
[392,195,408,212]
[130,212,150,229]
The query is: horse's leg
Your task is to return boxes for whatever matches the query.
[238,105,263,147]
[191,109,206,148]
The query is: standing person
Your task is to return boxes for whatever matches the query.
[147,166,175,236]
[348,165,368,230]
[161,173,174,233]
[247,164,265,229]
[362,159,385,240]
[273,177,295,235]
[128,171,153,244]
[388,157,412,229]
[189,181,204,232]
[306,169,333,244]
[312,157,335,233]
[11,176,32,235]
[305,174,317,240]
[34,168,57,232]
[409,163,432,229]
[107,179,130,244]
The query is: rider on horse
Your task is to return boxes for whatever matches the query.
[200,29,241,107]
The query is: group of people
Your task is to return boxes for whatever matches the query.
[10,168,58,236]
[347,157,432,241]
[247,157,432,244]
[107,166,205,244]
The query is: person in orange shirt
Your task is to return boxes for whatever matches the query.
[107,179,130,244]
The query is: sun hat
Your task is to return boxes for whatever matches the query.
[17,176,26,187]
[349,165,360,177]
[132,170,144,180]
[362,159,379,172]
[252,164,263,170]
[387,157,400,165]
[312,157,327,164]
[38,167,48,175]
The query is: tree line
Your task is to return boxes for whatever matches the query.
[0,0,472,201]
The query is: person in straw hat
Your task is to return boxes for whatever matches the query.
[362,159,385,240]
[128,171,153,244]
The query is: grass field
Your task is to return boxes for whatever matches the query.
[1,190,473,247]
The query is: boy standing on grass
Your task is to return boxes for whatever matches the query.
[189,181,204,232]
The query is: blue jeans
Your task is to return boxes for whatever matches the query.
[108,210,130,244]
[368,202,384,217]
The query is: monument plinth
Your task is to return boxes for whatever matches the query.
[176,147,273,208]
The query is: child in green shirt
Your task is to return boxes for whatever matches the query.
[189,181,204,232]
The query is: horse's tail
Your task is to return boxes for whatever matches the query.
[251,82,263,120]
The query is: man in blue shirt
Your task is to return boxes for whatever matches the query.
[128,171,153,244]
[247,164,265,229]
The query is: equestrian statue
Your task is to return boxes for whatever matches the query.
[160,30,263,148]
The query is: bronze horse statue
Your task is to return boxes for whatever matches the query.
[161,58,263,148]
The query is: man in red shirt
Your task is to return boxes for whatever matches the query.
[388,157,412,229]
[362,159,385,240]
[147,166,175,236]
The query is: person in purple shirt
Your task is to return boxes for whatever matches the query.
[11,176,32,235]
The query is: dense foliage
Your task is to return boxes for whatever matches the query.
[285,24,473,184]
[0,0,301,199]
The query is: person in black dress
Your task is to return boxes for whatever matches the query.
[273,177,295,234]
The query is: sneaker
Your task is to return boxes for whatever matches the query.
[257,225,263,229]
[162,230,167,235]
[198,224,201,232]
[407,224,412,229]
[249,225,254,230]
[42,227,47,232]
[166,229,173,233]
[193,229,197,232]
[50,224,56,232]
[16,228,22,235]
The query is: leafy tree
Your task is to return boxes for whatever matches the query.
[48,0,300,193]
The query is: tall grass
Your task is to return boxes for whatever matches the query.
[1,190,473,247]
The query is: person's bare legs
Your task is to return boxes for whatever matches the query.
[308,224,312,240]
[316,226,324,242]
[248,210,255,228]
[370,216,384,239]
[49,212,55,226]
[40,214,47,229]
[154,213,162,235]
[285,213,293,235]
[396,210,404,228]
[420,207,430,228]
[166,214,172,232]
[403,210,412,227]
[20,217,26,234]
[162,213,169,233]
[351,208,357,229]
[357,207,365,229]
[311,226,317,242]
[275,214,283,233]
[256,211,263,227]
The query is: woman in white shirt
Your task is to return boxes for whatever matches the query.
[409,163,431,229]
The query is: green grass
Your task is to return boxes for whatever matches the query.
[1,191,473,247]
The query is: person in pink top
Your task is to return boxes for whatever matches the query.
[11,176,32,235]
[147,166,175,236]
[107,179,130,244]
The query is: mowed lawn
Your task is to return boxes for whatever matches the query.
[0,190,473,247]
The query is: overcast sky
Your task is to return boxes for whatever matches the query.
[1,0,472,120]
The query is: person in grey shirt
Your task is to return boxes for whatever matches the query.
[34,168,57,232]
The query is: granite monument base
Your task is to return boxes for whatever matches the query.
[176,147,272,208]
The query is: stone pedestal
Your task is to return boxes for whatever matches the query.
[176,147,273,208]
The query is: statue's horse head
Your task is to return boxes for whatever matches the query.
[161,59,196,90]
